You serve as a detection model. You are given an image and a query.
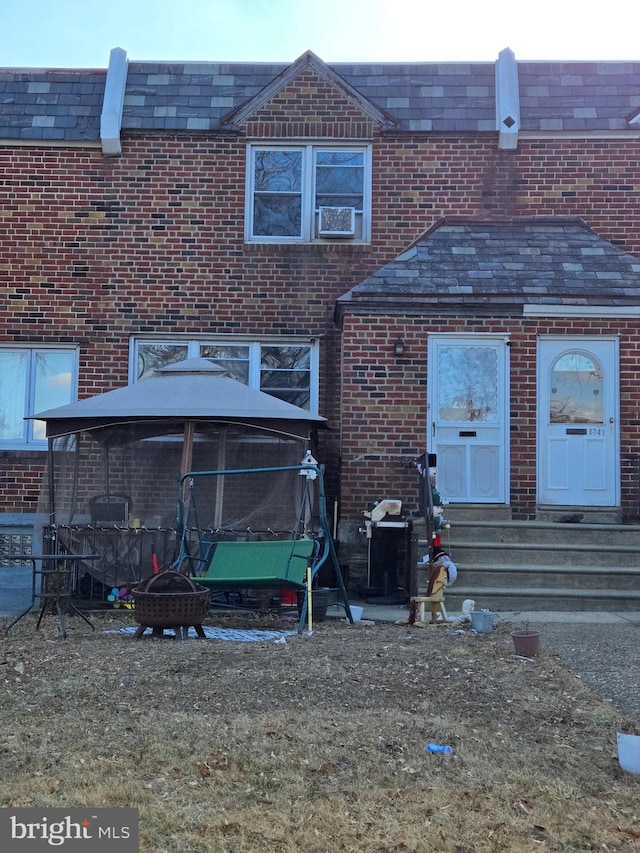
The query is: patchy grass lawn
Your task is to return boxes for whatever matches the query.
[1,608,639,852]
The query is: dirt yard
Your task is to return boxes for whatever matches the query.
[1,607,639,852]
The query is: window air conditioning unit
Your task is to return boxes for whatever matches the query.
[318,206,356,238]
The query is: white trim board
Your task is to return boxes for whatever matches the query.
[524,305,640,318]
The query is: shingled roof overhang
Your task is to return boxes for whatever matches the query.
[336,217,640,320]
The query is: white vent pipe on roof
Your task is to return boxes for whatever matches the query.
[100,47,128,156]
[495,47,520,150]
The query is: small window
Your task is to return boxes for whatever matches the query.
[200,344,250,385]
[0,348,78,448]
[260,346,311,408]
[134,339,319,413]
[247,144,370,243]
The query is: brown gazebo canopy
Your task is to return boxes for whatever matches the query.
[30,359,327,594]
[34,357,325,442]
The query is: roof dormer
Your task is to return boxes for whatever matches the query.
[221,50,397,140]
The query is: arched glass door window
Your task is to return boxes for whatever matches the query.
[549,351,604,424]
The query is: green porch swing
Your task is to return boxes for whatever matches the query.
[172,458,353,633]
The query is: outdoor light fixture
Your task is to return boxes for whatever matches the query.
[393,338,405,357]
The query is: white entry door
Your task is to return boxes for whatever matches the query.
[538,338,619,506]
[428,335,509,503]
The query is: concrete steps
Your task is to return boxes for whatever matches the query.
[445,586,640,612]
[413,513,640,612]
[445,540,640,568]
[447,563,640,590]
[438,518,640,547]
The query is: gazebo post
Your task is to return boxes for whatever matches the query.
[180,421,195,487]
[177,420,197,572]
[213,427,227,529]
[47,437,56,528]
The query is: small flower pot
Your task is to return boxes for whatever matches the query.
[511,629,540,657]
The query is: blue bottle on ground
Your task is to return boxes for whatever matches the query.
[425,743,453,755]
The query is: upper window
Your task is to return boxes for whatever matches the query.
[133,339,318,413]
[0,348,78,448]
[246,144,371,243]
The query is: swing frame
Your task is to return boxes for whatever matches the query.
[172,463,353,632]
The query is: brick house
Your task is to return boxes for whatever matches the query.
[2,47,640,598]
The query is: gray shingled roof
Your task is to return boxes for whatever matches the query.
[122,61,285,132]
[337,218,640,311]
[337,61,497,132]
[0,68,105,140]
[118,58,640,133]
[1,54,640,141]
[518,62,640,131]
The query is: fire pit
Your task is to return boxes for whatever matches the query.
[132,571,209,639]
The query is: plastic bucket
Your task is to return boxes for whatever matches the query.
[617,732,640,774]
[296,588,330,622]
[470,610,495,633]
[280,588,297,606]
[511,629,540,657]
[349,605,363,622]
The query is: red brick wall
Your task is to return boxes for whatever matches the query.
[340,314,640,520]
[0,452,47,513]
[372,136,640,256]
[2,121,640,516]
[244,68,376,139]
[0,135,376,511]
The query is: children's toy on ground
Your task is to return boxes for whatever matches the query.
[411,547,457,625]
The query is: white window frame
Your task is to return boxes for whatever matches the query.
[245,143,371,244]
[0,346,79,450]
[130,337,320,415]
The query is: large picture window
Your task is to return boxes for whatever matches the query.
[133,339,318,412]
[0,348,78,448]
[246,144,370,243]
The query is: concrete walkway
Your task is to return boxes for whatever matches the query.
[338,598,640,627]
